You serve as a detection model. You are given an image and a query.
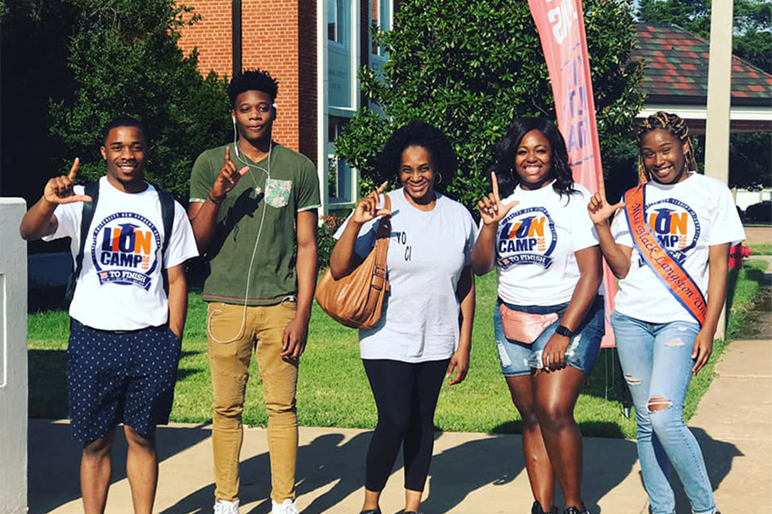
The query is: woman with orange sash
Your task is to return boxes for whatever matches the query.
[588,111,744,514]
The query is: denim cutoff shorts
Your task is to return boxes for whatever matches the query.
[493,295,605,376]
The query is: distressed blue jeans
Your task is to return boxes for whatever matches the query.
[611,310,717,514]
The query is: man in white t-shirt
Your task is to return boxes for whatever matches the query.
[20,116,198,514]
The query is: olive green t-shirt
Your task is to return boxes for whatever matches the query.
[190,143,321,305]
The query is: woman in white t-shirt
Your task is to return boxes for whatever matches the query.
[588,111,743,514]
[330,122,476,514]
[472,118,604,514]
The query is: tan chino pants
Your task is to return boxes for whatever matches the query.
[206,301,299,503]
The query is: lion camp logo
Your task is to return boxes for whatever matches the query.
[90,212,162,290]
[638,198,700,266]
[497,207,558,270]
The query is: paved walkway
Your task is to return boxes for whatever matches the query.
[743,225,771,245]
[28,333,771,514]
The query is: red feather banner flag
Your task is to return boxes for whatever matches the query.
[528,0,617,347]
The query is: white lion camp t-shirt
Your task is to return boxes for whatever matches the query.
[611,172,745,324]
[335,189,476,363]
[44,176,199,331]
[493,182,600,306]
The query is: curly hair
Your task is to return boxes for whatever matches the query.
[227,69,279,107]
[489,117,575,200]
[636,111,697,184]
[376,121,459,194]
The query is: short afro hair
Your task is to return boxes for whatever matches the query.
[227,69,279,107]
[101,115,145,145]
[376,121,459,194]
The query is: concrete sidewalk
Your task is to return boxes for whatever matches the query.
[29,338,771,514]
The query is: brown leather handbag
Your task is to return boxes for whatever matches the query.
[315,195,392,329]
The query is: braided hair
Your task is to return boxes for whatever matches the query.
[636,111,697,184]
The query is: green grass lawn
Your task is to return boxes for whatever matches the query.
[750,243,772,256]
[28,261,769,439]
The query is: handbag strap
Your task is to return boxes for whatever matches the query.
[371,194,391,293]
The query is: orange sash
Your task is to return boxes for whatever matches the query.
[624,186,707,326]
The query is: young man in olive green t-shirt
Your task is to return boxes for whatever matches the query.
[188,70,320,514]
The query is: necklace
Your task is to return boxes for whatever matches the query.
[234,141,272,196]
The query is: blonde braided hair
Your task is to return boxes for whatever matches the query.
[636,111,697,185]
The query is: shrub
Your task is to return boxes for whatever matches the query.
[317,213,347,269]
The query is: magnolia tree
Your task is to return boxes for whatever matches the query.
[335,0,645,210]
[48,0,231,197]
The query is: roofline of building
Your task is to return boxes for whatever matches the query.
[636,22,772,81]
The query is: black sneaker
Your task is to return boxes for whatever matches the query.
[359,509,381,514]
[563,506,589,514]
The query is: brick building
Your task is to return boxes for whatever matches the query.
[178,0,398,214]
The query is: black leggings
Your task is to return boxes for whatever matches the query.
[362,358,450,492]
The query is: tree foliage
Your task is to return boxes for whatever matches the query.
[639,0,771,73]
[728,132,772,190]
[48,0,231,198]
[335,0,644,209]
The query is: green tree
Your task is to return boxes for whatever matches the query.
[638,0,771,73]
[336,0,644,210]
[48,0,231,198]
[638,0,772,190]
[638,0,711,37]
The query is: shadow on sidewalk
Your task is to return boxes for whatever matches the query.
[671,427,743,514]
[162,430,528,514]
[161,432,376,514]
[420,432,522,513]
[28,419,211,514]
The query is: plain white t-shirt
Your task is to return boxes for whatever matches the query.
[44,176,199,330]
[612,172,745,324]
[335,188,476,363]
[493,182,600,306]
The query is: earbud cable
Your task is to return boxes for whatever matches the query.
[207,121,274,344]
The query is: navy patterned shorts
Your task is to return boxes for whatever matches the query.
[66,319,182,443]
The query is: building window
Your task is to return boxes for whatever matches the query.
[328,0,352,108]
[370,0,390,57]
[328,0,346,44]
[328,116,352,202]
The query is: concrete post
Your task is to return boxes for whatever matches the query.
[704,0,734,341]
[0,198,28,513]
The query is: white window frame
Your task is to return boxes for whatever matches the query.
[319,0,361,212]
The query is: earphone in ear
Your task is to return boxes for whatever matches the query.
[232,116,236,125]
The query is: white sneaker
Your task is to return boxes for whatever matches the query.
[271,498,298,514]
[213,499,239,514]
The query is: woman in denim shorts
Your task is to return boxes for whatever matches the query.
[472,118,604,514]
[588,112,744,514]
